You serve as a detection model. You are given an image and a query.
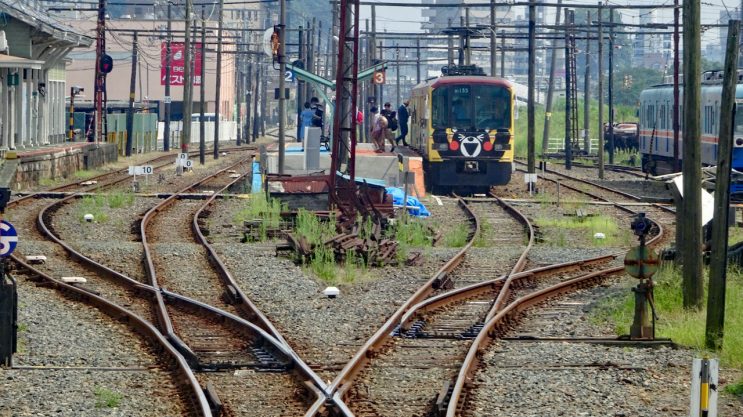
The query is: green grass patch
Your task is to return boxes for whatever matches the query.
[94,387,123,408]
[725,380,743,396]
[78,195,109,223]
[535,214,633,248]
[389,217,435,262]
[234,194,286,241]
[594,264,743,370]
[77,192,136,223]
[514,98,638,159]
[444,223,470,248]
[74,170,98,180]
[729,224,743,246]
[474,219,492,248]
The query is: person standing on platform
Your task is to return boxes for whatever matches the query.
[396,100,410,146]
[299,102,314,142]
[370,106,388,153]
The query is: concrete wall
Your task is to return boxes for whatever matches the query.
[12,143,119,190]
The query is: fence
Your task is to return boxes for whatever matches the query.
[546,137,600,155]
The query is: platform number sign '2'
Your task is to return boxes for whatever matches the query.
[0,220,18,257]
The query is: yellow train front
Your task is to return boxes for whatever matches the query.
[409,71,515,194]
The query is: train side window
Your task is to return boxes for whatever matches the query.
[660,105,665,130]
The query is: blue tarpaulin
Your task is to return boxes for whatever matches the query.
[251,161,262,193]
[386,187,430,217]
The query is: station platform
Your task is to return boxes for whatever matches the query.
[265,142,425,197]
[2,141,119,190]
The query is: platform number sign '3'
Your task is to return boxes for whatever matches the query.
[0,220,18,257]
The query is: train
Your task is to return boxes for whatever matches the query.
[408,65,515,194]
[639,70,743,194]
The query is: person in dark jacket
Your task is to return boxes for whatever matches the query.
[396,100,410,146]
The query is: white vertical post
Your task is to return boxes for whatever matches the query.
[690,358,719,417]
[1,68,8,149]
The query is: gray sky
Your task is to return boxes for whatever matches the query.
[359,0,739,46]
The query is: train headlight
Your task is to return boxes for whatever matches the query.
[437,143,449,151]
[735,137,743,148]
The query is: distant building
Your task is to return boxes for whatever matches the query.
[0,0,93,148]
[632,11,672,71]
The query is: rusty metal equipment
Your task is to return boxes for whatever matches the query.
[624,213,659,340]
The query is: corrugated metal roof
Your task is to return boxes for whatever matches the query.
[0,0,94,47]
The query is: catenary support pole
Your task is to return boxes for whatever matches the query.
[682,0,704,309]
[673,0,680,172]
[213,0,224,160]
[541,0,562,160]
[126,31,137,157]
[706,19,739,350]
[199,7,206,165]
[564,9,572,170]
[583,11,591,154]
[490,0,497,76]
[182,0,193,153]
[278,0,287,172]
[527,0,536,186]
[598,3,604,179]
[164,1,172,151]
[608,9,614,165]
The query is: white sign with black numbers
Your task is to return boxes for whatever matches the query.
[128,165,154,176]
[176,153,193,169]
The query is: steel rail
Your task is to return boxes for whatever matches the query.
[517,161,675,214]
[444,190,669,416]
[139,158,253,350]
[482,194,535,322]
[324,198,481,403]
[444,265,627,416]
[398,255,616,331]
[138,157,328,407]
[10,257,213,417]
[192,170,289,345]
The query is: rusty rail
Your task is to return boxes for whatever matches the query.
[325,197,481,403]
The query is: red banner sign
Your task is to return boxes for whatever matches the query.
[161,42,202,86]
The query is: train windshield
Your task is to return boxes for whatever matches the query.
[736,109,743,135]
[432,84,511,130]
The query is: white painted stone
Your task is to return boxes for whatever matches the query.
[25,255,46,264]
[83,214,94,222]
[593,232,606,239]
[61,277,87,284]
[322,286,340,298]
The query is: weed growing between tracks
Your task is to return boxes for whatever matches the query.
[535,214,633,248]
[234,194,285,241]
[93,386,123,408]
[594,264,743,383]
[78,192,136,223]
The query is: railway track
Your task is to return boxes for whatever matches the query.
[306,195,532,416]
[9,147,329,416]
[139,157,327,415]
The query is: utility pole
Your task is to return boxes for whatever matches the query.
[598,3,604,178]
[583,11,591,155]
[297,25,305,142]
[542,0,562,160]
[245,58,252,144]
[673,0,680,172]
[164,1,172,152]
[490,0,497,76]
[564,9,573,170]
[416,39,421,84]
[608,9,614,165]
[93,0,107,143]
[500,30,505,77]
[396,45,401,107]
[465,9,471,66]
[527,0,536,187]
[278,0,287,173]
[213,0,224,160]
[126,30,138,157]
[371,6,378,109]
[199,6,206,165]
[182,0,193,154]
[253,62,260,142]
[706,19,740,350]
[447,18,454,67]
[682,0,704,309]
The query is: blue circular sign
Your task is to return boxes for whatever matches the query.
[0,220,18,257]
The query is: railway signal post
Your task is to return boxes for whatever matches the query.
[624,213,659,340]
